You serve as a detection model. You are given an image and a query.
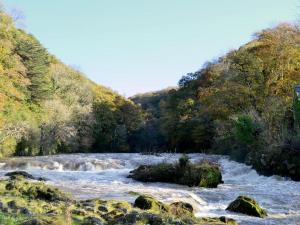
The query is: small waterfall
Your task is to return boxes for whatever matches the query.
[0,153,299,225]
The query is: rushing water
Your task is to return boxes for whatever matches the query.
[0,153,299,225]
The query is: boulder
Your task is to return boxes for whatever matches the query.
[7,200,17,209]
[18,207,32,215]
[128,164,176,183]
[226,195,267,218]
[82,216,103,225]
[113,211,163,225]
[21,219,44,225]
[169,202,193,217]
[5,171,47,181]
[198,217,238,225]
[5,179,69,202]
[102,209,125,221]
[129,160,223,188]
[98,205,108,213]
[72,209,87,216]
[134,195,168,212]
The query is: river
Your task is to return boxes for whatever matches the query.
[0,153,299,225]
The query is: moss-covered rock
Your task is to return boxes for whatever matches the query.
[82,216,104,225]
[197,217,238,225]
[169,202,193,217]
[5,171,47,181]
[0,178,238,225]
[5,171,35,180]
[226,195,267,218]
[112,211,164,225]
[179,161,223,188]
[128,158,223,188]
[5,178,70,202]
[21,218,45,225]
[134,195,169,213]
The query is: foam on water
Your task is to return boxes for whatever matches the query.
[0,153,299,225]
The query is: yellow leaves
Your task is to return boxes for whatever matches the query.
[92,84,118,105]
[0,75,26,101]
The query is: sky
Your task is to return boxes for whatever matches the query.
[3,0,299,97]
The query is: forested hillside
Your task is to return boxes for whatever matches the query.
[0,10,143,157]
[132,23,300,180]
[0,6,299,180]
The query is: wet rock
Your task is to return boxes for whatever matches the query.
[5,171,35,179]
[28,186,68,202]
[169,202,193,217]
[219,216,235,223]
[102,209,125,221]
[82,216,103,225]
[5,171,47,181]
[198,217,238,225]
[129,158,223,188]
[18,207,32,215]
[81,201,96,207]
[134,195,168,212]
[128,164,176,183]
[226,195,267,218]
[7,200,17,209]
[72,209,87,216]
[85,206,95,212]
[46,209,58,216]
[98,205,108,213]
[5,179,69,202]
[21,219,44,225]
[113,211,163,225]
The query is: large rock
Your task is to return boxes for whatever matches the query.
[128,164,176,183]
[82,216,104,225]
[113,211,163,225]
[5,178,69,202]
[198,217,238,225]
[226,195,267,218]
[21,219,44,225]
[169,202,193,217]
[134,195,168,212]
[179,162,223,188]
[128,160,223,188]
[5,171,47,181]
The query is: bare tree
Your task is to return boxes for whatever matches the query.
[0,122,29,144]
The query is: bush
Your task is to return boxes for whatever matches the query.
[178,154,190,168]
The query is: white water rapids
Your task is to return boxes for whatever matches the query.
[0,153,299,225]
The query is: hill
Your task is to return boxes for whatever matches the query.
[131,23,300,180]
[0,10,143,157]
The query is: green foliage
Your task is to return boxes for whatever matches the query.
[15,32,51,102]
[294,96,300,129]
[0,212,24,225]
[234,115,260,145]
[0,7,299,180]
[132,23,300,179]
[0,11,144,156]
[178,154,190,168]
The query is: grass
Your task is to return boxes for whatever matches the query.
[0,212,26,225]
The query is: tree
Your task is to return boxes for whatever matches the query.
[15,33,51,102]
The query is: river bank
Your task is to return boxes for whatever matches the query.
[0,153,299,224]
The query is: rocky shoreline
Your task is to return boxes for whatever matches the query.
[0,157,270,225]
[0,174,238,225]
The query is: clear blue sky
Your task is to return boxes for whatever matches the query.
[3,0,299,96]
